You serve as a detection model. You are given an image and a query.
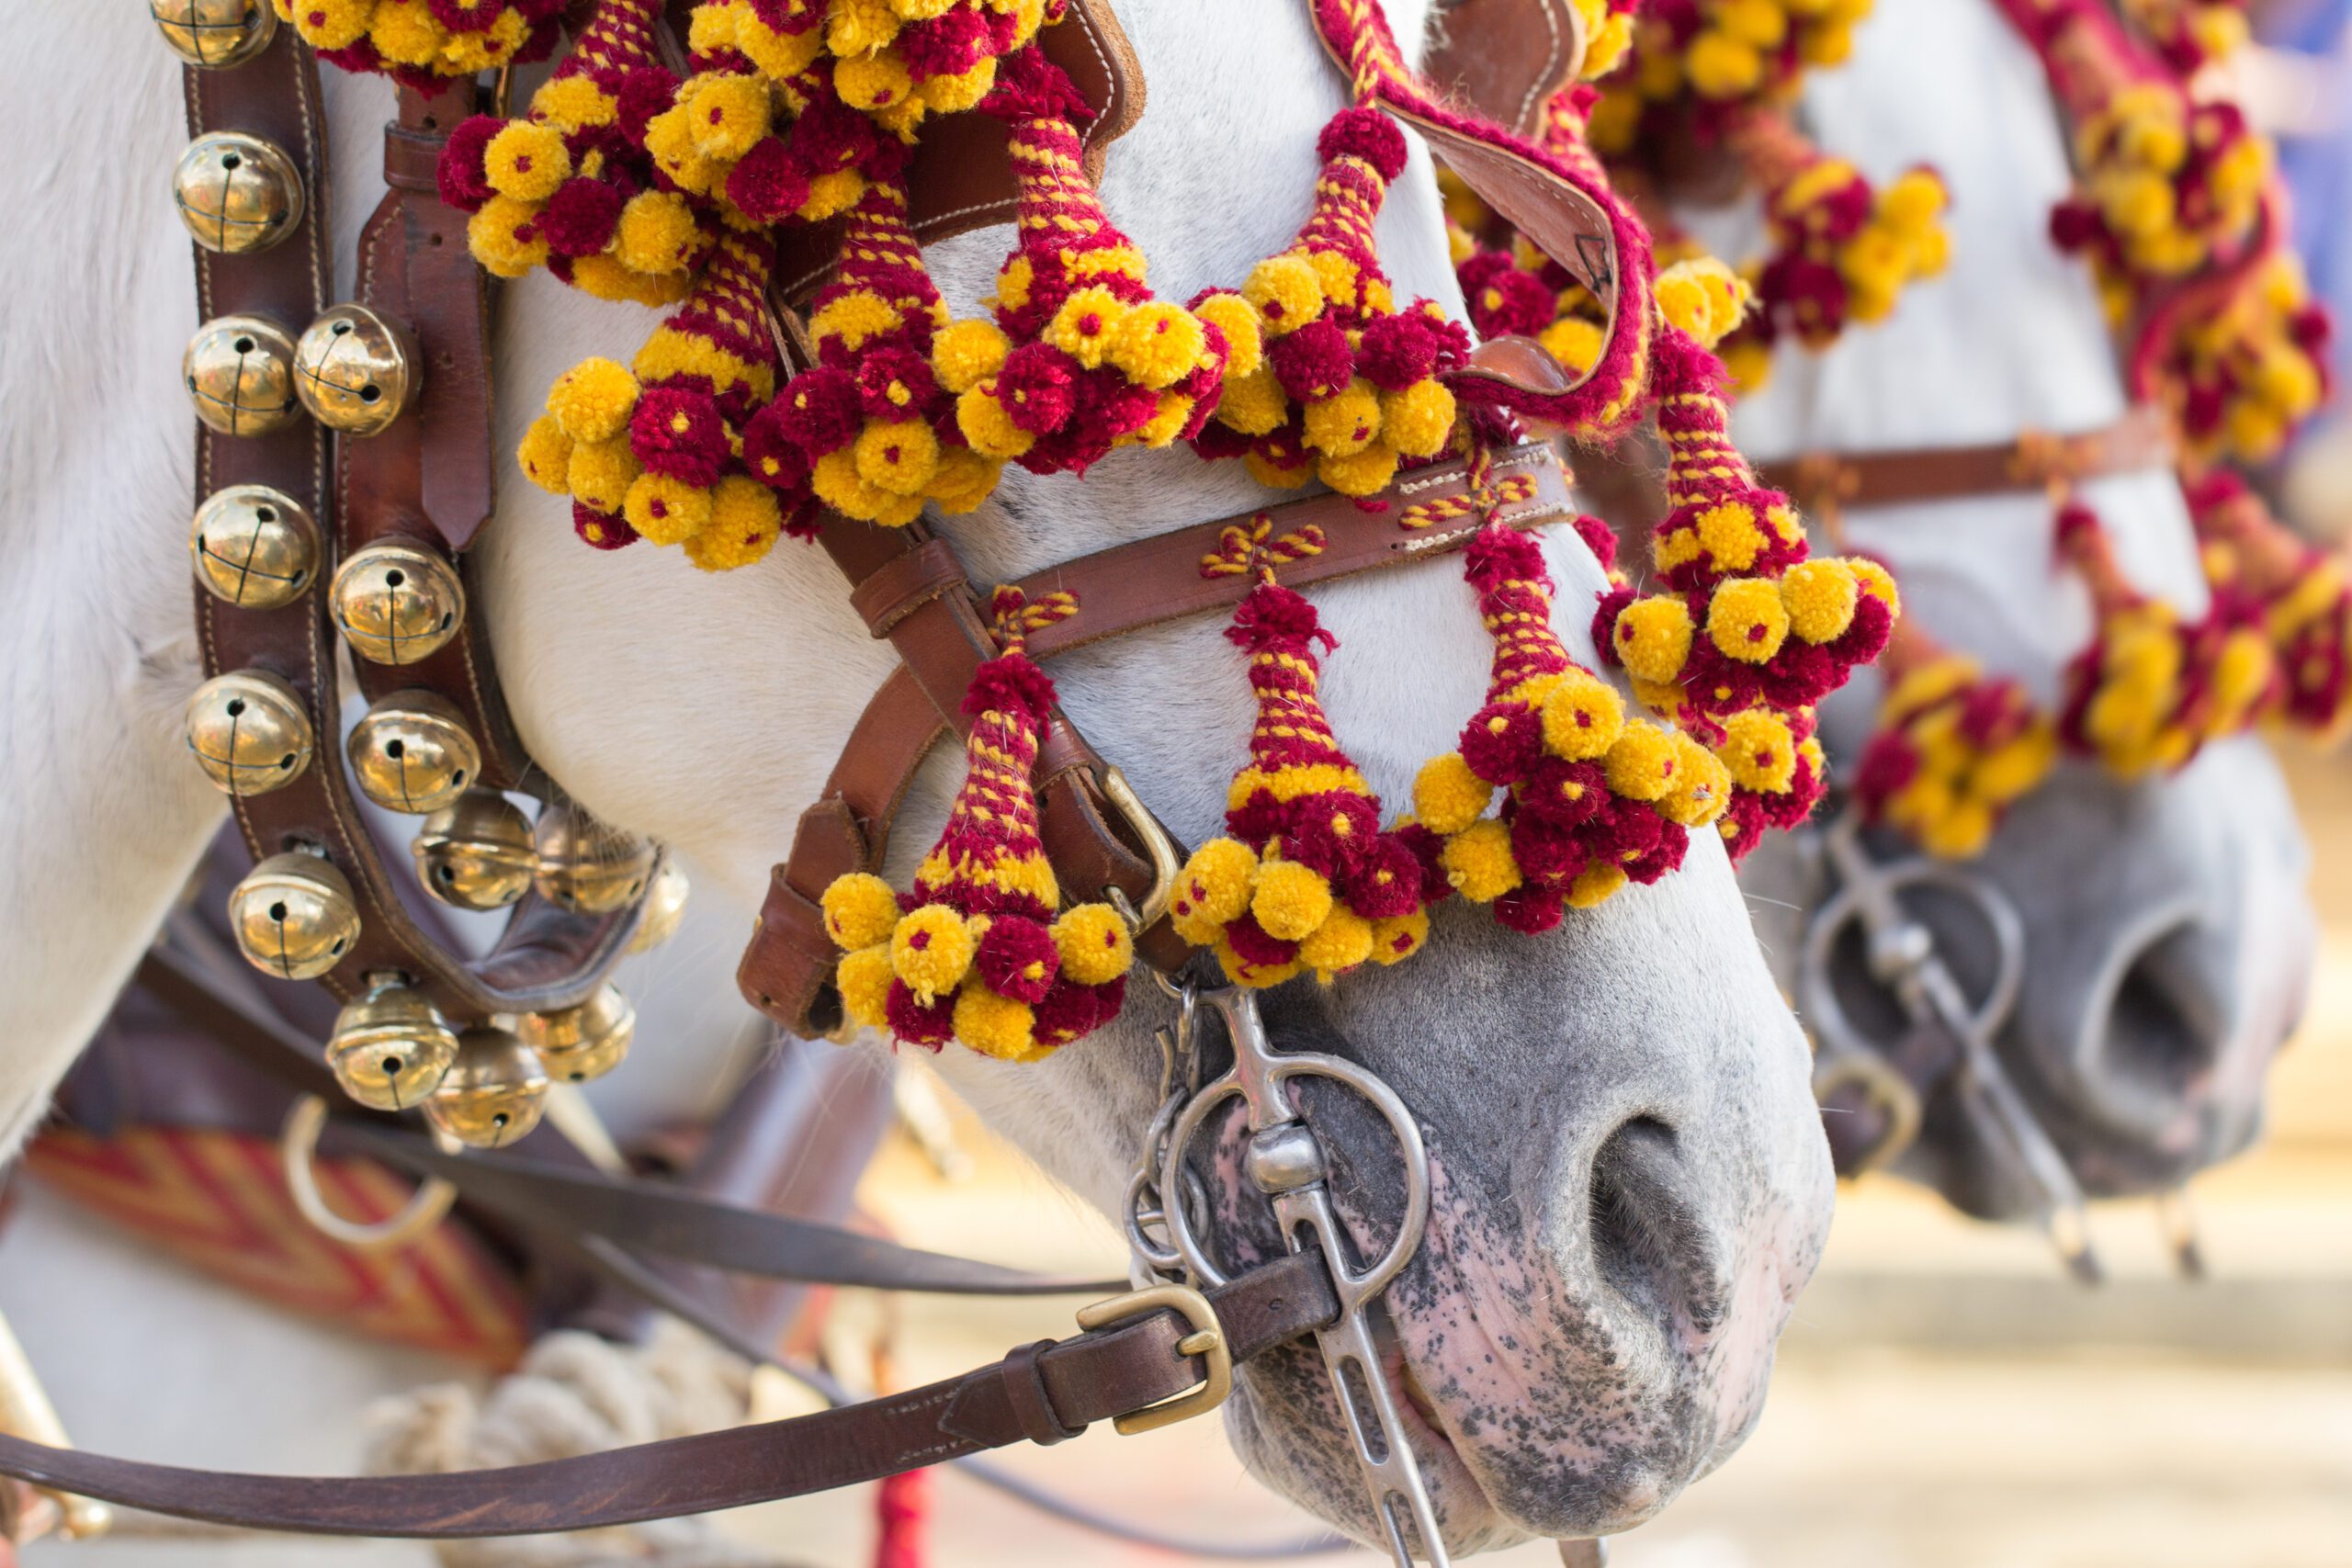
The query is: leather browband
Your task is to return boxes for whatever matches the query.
[739,440,1580,1038]
[1754,405,2177,521]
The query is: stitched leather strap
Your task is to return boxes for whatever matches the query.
[1423,0,1588,139]
[1755,406,2177,520]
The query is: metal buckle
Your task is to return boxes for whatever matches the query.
[281,1093,457,1251]
[1099,765,1182,932]
[1074,1284,1232,1436]
[1809,1047,1924,1176]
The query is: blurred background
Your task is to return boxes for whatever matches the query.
[700,750,2352,1568]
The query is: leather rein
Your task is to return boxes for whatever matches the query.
[5,6,1604,1557]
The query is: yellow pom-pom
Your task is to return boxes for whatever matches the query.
[822,872,902,950]
[613,190,703,276]
[1781,558,1860,643]
[834,50,915,112]
[799,168,867,221]
[1170,838,1259,945]
[1879,169,1948,234]
[1251,856,1334,943]
[922,57,997,114]
[530,73,617,132]
[932,318,1012,395]
[1707,578,1792,663]
[1368,910,1430,965]
[547,358,639,444]
[836,942,896,1032]
[891,904,975,1003]
[1193,292,1264,378]
[811,449,922,526]
[811,289,904,354]
[1243,451,1314,490]
[289,0,372,50]
[1043,287,1131,370]
[1539,314,1608,374]
[1655,258,1751,349]
[1685,29,1764,97]
[737,9,828,79]
[1215,368,1289,435]
[1052,904,1134,987]
[1718,709,1798,793]
[1849,556,1901,615]
[1692,501,1771,572]
[953,981,1036,1060]
[1602,721,1681,801]
[483,121,570,202]
[565,435,639,513]
[684,72,772,159]
[468,196,550,278]
[956,383,1036,459]
[1541,670,1626,761]
[517,415,574,495]
[1716,0,1787,47]
[1441,818,1521,902]
[854,419,941,497]
[1304,380,1384,458]
[1213,935,1301,990]
[925,445,1001,515]
[827,0,902,55]
[623,472,713,547]
[367,2,446,66]
[1565,862,1628,909]
[1413,752,1494,835]
[1612,595,1694,685]
[1110,302,1208,390]
[1657,734,1731,827]
[1298,907,1374,980]
[684,476,784,571]
[685,1,741,57]
[1379,379,1456,458]
[1243,254,1325,335]
[1317,443,1399,498]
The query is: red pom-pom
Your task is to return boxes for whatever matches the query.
[1340,834,1426,920]
[1224,912,1299,968]
[428,0,497,32]
[630,387,730,487]
[885,982,955,1049]
[1281,792,1380,878]
[1459,700,1544,784]
[741,402,812,493]
[1590,584,1637,668]
[976,916,1060,1005]
[1391,820,1453,904]
[1518,757,1608,828]
[1317,107,1408,182]
[1269,319,1354,403]
[1509,813,1587,885]
[1570,513,1618,574]
[856,346,941,421]
[436,115,501,212]
[614,67,683,143]
[997,343,1079,434]
[777,366,864,455]
[541,176,624,257]
[981,47,1092,123]
[1034,977,1104,1045]
[571,502,639,550]
[962,652,1058,725]
[899,6,990,78]
[1623,820,1689,885]
[1226,580,1334,655]
[1493,885,1566,934]
[727,137,812,223]
[1355,312,1440,391]
[1464,523,1549,594]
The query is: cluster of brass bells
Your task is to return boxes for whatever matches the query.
[151,0,277,68]
[320,976,639,1147]
[185,303,419,439]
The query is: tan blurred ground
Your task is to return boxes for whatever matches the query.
[719,751,2352,1568]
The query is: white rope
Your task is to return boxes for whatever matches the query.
[362,1321,796,1568]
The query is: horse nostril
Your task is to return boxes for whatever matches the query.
[2074,916,2233,1139]
[1587,1116,1724,1331]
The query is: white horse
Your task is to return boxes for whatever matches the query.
[1713,0,2316,1219]
[0,0,1835,1558]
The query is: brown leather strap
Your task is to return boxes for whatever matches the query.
[0,1250,1333,1538]
[770,0,1146,301]
[1755,406,2177,521]
[1423,0,1588,140]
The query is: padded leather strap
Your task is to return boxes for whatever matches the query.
[1755,406,2177,519]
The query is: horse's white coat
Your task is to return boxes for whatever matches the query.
[1709,0,2315,1213]
[0,0,1832,1556]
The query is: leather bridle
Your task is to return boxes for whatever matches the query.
[4,2,1644,1561]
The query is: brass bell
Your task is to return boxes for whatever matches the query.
[518,984,635,1084]
[174,132,303,255]
[293,306,420,437]
[189,483,319,610]
[330,540,464,665]
[625,860,690,954]
[413,790,537,910]
[532,806,657,915]
[348,691,482,816]
[185,315,300,436]
[227,852,358,981]
[150,0,276,67]
[184,670,312,795]
[424,1026,549,1149]
[326,979,460,1111]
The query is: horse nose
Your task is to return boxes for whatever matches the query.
[2064,902,2234,1141]
[1572,1111,1736,1338]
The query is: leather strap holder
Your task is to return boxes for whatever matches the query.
[189,49,638,1021]
[1755,406,2177,521]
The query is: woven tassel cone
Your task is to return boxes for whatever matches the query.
[2055,501,2272,775]
[438,0,706,304]
[1169,581,1433,987]
[1191,108,1469,496]
[761,180,1001,527]
[1852,602,2057,861]
[947,50,1227,477]
[1412,525,1728,932]
[819,592,1132,1060]
[521,232,801,571]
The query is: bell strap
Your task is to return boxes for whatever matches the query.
[1754,405,2177,523]
[0,1246,1334,1539]
[740,440,1579,1039]
[1420,0,1590,140]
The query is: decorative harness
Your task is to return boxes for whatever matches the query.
[3,0,1891,1558]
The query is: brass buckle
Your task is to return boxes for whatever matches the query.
[1099,766,1182,933]
[1075,1283,1231,1435]
[1812,1051,1923,1176]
